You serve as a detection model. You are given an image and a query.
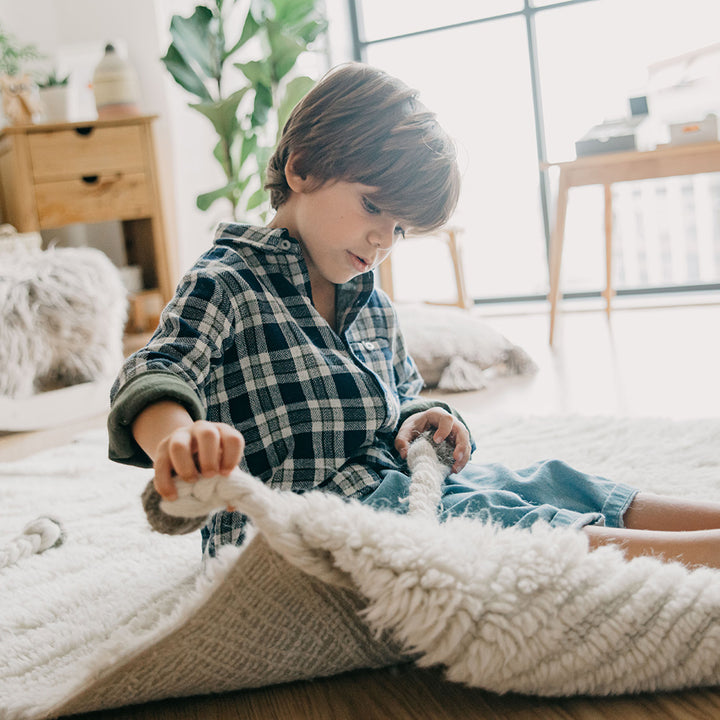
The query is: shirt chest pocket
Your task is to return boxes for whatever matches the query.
[348,337,396,392]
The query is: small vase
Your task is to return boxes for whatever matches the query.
[92,43,141,119]
[39,85,71,123]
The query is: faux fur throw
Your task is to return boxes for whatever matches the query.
[0,245,127,398]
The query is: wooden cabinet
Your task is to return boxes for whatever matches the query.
[0,115,175,333]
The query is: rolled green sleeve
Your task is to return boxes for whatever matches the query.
[107,370,205,467]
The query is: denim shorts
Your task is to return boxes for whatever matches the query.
[362,459,638,530]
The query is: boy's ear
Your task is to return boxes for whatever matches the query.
[285,152,312,193]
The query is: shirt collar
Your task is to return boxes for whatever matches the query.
[336,272,375,334]
[213,222,302,255]
[213,222,376,333]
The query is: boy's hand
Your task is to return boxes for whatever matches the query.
[153,420,245,502]
[394,408,471,474]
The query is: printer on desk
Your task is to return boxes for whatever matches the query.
[575,96,656,157]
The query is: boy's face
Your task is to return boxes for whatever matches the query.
[275,173,407,288]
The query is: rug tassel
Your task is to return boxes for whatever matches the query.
[0,516,64,569]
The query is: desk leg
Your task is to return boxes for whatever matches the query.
[377,256,394,302]
[446,228,471,309]
[601,183,615,318]
[548,173,569,345]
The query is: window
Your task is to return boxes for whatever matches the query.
[353,0,720,303]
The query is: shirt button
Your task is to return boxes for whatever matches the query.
[279,239,292,251]
[363,340,376,350]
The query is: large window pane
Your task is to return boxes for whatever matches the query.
[537,0,720,293]
[367,18,548,301]
[358,0,522,42]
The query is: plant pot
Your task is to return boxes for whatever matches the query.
[39,85,71,123]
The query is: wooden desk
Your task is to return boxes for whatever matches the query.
[545,141,720,344]
[0,115,175,332]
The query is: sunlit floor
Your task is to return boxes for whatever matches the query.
[427,296,720,421]
[3,297,718,464]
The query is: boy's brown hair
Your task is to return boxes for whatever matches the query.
[265,63,460,233]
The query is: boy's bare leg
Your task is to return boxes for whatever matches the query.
[583,492,720,568]
[582,492,720,569]
[584,525,720,569]
[623,492,720,531]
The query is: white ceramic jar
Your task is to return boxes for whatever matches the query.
[92,43,141,119]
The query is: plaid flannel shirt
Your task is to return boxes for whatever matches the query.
[108,223,470,556]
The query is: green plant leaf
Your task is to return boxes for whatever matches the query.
[251,82,273,127]
[161,44,212,101]
[212,138,232,177]
[235,59,272,88]
[249,0,274,23]
[239,132,258,169]
[169,6,219,80]
[246,186,268,211]
[276,75,314,136]
[254,144,274,185]
[267,25,306,82]
[189,86,250,141]
[196,176,248,211]
[225,8,260,59]
[271,0,314,26]
[295,18,327,44]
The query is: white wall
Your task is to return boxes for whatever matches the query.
[0,0,352,279]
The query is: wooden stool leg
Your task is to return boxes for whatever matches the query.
[446,228,471,309]
[548,172,569,345]
[601,182,615,318]
[377,255,394,301]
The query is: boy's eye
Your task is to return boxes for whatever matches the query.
[362,197,381,215]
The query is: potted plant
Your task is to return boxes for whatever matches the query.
[161,0,327,221]
[38,69,71,123]
[0,23,42,125]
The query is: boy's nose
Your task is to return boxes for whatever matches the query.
[369,222,396,249]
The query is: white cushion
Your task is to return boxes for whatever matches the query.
[395,303,537,391]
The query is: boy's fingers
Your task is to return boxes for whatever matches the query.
[394,437,408,457]
[167,430,199,482]
[219,427,245,473]
[195,422,221,477]
[153,455,177,500]
[433,414,455,442]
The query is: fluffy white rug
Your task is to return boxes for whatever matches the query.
[2,415,720,718]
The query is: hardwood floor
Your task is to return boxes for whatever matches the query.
[3,299,720,718]
[430,297,720,421]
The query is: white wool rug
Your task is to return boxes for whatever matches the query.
[2,414,720,718]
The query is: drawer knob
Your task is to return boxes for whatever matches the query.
[81,175,100,184]
[75,126,94,137]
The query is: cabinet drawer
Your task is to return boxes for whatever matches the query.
[29,125,146,181]
[35,173,151,228]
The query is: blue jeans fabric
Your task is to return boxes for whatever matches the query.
[362,459,638,530]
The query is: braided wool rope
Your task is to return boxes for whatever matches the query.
[143,431,455,533]
[0,516,64,569]
[140,432,455,590]
[405,433,455,519]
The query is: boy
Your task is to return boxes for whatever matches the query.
[109,63,720,568]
